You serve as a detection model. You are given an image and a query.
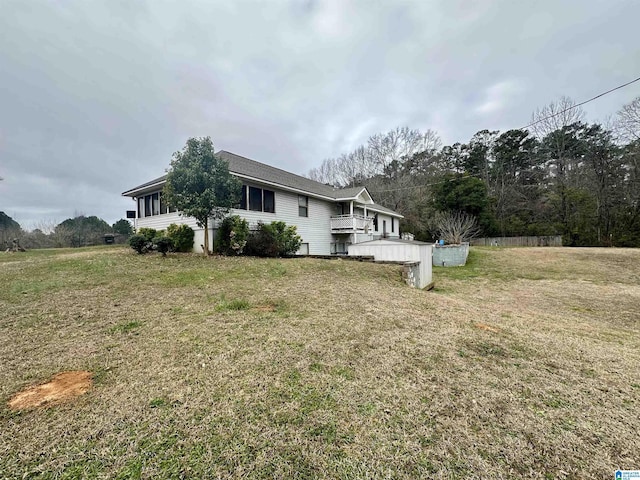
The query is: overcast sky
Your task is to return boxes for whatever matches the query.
[1,0,639,228]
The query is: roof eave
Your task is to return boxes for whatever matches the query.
[122,172,337,202]
[122,179,167,197]
[367,206,404,218]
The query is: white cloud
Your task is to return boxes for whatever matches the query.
[475,80,524,115]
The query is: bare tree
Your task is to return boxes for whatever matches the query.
[530,96,585,140]
[307,127,441,189]
[616,96,640,142]
[367,126,440,173]
[308,157,338,185]
[30,219,59,235]
[433,211,480,244]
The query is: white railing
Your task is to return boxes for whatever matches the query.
[330,214,374,232]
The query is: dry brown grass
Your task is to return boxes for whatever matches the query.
[1,245,639,478]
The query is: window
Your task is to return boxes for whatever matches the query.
[152,192,160,216]
[238,185,275,213]
[249,186,262,211]
[383,220,387,236]
[239,185,247,210]
[391,218,394,233]
[138,191,172,217]
[373,214,378,231]
[144,195,152,217]
[298,195,308,217]
[263,190,275,213]
[159,192,166,214]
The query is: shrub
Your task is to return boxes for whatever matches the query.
[166,223,194,252]
[245,223,277,257]
[216,215,249,255]
[129,235,151,254]
[245,221,302,257]
[152,236,174,257]
[137,228,157,242]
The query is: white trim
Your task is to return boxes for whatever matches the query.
[122,180,166,197]
[367,206,404,218]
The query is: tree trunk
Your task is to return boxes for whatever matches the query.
[203,218,209,256]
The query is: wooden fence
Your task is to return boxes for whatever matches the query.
[471,235,562,247]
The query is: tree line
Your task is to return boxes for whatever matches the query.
[308,96,640,246]
[0,213,133,250]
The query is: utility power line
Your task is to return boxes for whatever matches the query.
[521,75,640,130]
[322,75,640,195]
[369,75,640,194]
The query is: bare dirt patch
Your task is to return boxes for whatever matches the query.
[475,322,500,333]
[8,371,92,410]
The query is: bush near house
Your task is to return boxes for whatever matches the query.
[216,216,249,255]
[129,231,175,256]
[137,228,157,242]
[152,236,174,257]
[129,235,151,254]
[245,221,302,257]
[166,224,194,252]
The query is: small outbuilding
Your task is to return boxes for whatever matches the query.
[347,238,433,289]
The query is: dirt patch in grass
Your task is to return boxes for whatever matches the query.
[8,371,92,410]
[475,322,500,333]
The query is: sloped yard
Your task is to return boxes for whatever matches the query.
[0,246,639,478]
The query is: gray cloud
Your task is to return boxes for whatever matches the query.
[1,0,639,227]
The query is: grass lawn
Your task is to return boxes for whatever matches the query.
[1,246,639,479]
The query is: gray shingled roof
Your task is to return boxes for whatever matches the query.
[122,150,402,217]
[334,186,366,198]
[220,151,337,198]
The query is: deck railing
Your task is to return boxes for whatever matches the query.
[330,214,373,232]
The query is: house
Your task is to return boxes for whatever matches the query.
[122,150,403,255]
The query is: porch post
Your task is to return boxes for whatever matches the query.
[350,201,354,231]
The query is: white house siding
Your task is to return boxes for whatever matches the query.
[370,212,400,239]
[128,179,403,255]
[133,185,335,255]
[134,211,200,232]
[220,186,335,255]
[352,233,374,244]
[134,211,212,252]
